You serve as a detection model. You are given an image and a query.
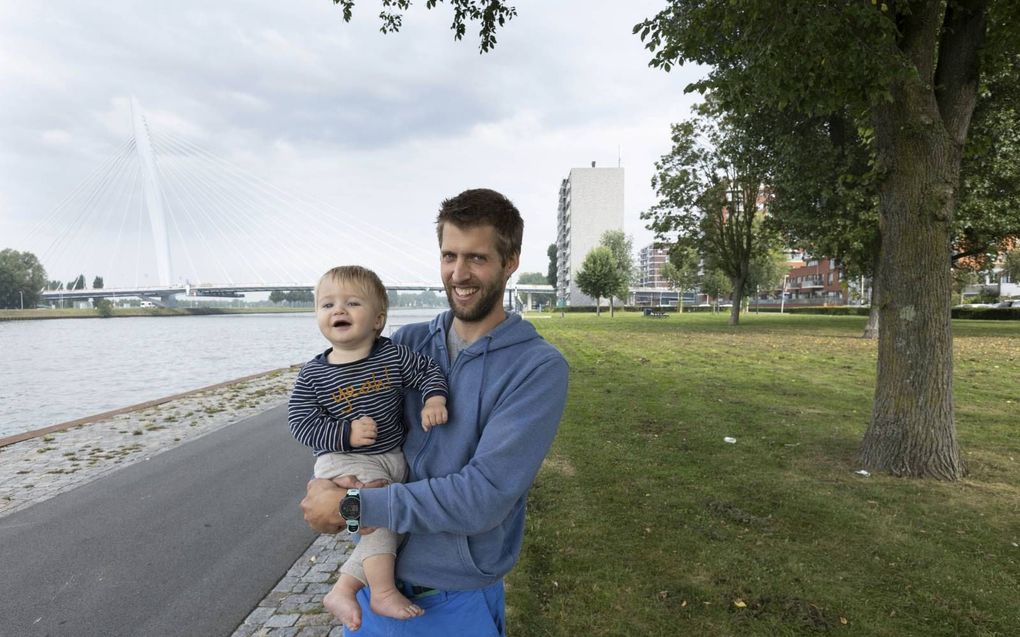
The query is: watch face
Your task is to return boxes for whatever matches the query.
[340,496,360,521]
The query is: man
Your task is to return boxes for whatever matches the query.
[301,188,569,636]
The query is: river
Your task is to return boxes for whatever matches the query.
[0,309,445,438]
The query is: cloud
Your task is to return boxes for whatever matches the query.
[0,0,706,284]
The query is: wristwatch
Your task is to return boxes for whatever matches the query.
[339,488,361,533]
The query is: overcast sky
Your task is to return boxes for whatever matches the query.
[0,1,706,288]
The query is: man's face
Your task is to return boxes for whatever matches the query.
[440,223,518,323]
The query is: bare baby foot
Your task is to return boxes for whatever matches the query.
[323,584,363,631]
[369,586,425,621]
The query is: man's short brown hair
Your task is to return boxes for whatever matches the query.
[436,188,523,265]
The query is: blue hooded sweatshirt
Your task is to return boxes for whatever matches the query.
[359,310,569,591]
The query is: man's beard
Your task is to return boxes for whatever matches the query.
[445,279,504,322]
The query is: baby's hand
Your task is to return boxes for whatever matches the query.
[349,416,377,447]
[420,396,448,432]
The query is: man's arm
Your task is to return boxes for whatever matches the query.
[361,354,568,535]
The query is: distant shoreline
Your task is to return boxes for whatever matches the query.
[0,306,452,322]
[0,307,313,321]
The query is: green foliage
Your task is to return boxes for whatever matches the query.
[747,249,789,297]
[517,271,548,285]
[269,290,314,305]
[92,275,104,289]
[0,249,48,309]
[699,268,732,303]
[598,230,636,300]
[660,243,701,311]
[643,102,780,323]
[387,288,401,309]
[67,274,85,291]
[331,0,517,53]
[575,247,623,315]
[95,298,114,317]
[546,243,557,287]
[952,306,1020,320]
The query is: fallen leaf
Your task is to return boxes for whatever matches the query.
[840,617,848,625]
[657,591,669,601]
[734,599,747,608]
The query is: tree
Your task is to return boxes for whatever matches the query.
[637,0,1020,479]
[599,230,636,314]
[387,288,401,309]
[747,249,790,310]
[92,276,104,289]
[547,243,557,287]
[331,0,517,53]
[699,268,732,311]
[95,298,114,317]
[575,247,623,317]
[517,272,548,285]
[1005,249,1020,282]
[269,290,286,304]
[0,249,48,309]
[68,274,85,291]
[660,243,700,312]
[643,106,779,326]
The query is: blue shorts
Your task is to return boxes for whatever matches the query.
[346,580,506,637]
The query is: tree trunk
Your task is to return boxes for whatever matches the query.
[858,95,963,480]
[862,249,881,339]
[728,276,745,326]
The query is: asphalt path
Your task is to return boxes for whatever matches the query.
[0,404,318,637]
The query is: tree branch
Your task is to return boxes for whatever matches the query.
[934,0,988,145]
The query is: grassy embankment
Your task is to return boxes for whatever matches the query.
[0,306,310,321]
[508,313,1018,636]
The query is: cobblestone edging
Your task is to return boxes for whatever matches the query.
[0,368,297,518]
[0,367,355,634]
[231,534,351,637]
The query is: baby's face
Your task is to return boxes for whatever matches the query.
[315,278,385,351]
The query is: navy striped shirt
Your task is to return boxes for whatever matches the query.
[288,337,448,456]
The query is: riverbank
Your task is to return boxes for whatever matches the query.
[0,366,298,517]
[0,306,312,321]
[0,364,362,636]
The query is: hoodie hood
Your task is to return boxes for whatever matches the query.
[423,310,542,360]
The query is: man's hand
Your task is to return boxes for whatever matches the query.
[301,478,350,534]
[301,476,390,534]
[420,396,448,432]
[349,416,378,447]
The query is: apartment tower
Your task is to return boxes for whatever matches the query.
[555,164,625,306]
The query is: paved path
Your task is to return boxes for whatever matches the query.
[0,404,318,637]
[0,366,357,635]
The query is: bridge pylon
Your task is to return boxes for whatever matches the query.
[131,97,173,287]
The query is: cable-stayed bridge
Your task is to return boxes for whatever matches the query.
[24,98,560,307]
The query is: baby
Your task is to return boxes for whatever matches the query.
[288,265,448,629]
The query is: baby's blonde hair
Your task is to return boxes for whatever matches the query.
[316,265,389,336]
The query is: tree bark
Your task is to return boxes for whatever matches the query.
[862,247,881,339]
[858,94,963,480]
[728,275,745,326]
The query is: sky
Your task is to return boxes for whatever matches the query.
[0,1,706,289]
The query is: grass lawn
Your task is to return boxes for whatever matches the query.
[507,312,1019,636]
